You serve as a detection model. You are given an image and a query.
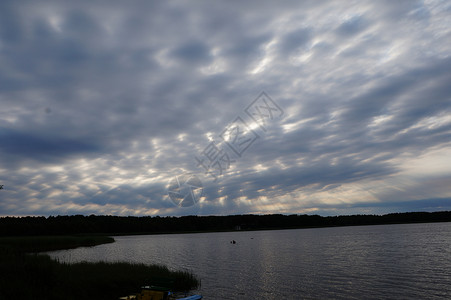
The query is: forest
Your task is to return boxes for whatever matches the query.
[1,211,451,236]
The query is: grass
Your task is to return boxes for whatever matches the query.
[0,236,200,300]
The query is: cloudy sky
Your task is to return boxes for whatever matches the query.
[1,0,451,217]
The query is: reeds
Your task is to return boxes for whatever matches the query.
[0,236,200,300]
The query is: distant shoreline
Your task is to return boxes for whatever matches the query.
[109,219,451,237]
[1,211,450,237]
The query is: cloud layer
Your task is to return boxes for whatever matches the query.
[1,0,451,216]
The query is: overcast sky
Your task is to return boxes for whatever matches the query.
[1,0,451,217]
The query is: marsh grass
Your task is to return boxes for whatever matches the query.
[0,236,200,300]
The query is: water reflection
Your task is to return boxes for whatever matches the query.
[47,223,451,299]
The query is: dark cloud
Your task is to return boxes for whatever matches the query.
[170,41,212,64]
[0,2,23,44]
[336,15,369,37]
[0,128,100,164]
[278,28,312,56]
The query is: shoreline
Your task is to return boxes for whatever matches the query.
[108,218,451,237]
[2,211,450,237]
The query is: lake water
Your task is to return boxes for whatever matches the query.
[47,222,451,299]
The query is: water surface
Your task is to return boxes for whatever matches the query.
[48,222,451,299]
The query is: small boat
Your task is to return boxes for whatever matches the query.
[176,295,202,300]
[120,285,202,300]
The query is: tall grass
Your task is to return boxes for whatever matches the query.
[0,236,200,300]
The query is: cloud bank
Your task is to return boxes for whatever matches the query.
[1,0,451,216]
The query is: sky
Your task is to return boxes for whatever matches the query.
[1,0,451,217]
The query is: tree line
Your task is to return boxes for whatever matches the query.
[1,211,451,236]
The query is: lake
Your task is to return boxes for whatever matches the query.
[47,222,451,299]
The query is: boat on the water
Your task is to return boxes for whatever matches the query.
[175,295,202,300]
[119,285,202,300]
